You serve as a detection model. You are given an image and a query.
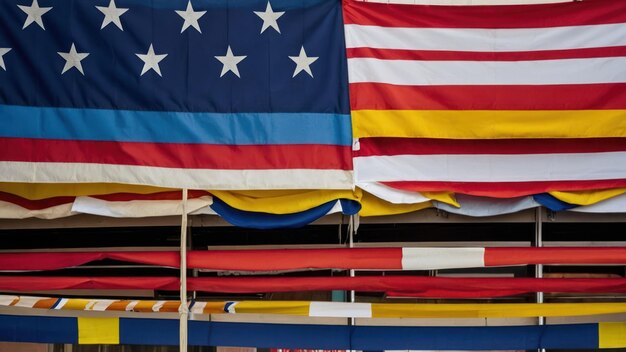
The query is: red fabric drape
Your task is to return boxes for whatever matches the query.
[1,248,625,271]
[2,276,626,298]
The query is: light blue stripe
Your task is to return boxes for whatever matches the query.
[0,105,352,146]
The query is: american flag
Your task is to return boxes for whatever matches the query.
[0,0,353,190]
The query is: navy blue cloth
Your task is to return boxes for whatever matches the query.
[0,314,77,344]
[120,317,179,345]
[209,321,351,349]
[210,197,360,229]
[534,193,578,211]
[352,323,598,350]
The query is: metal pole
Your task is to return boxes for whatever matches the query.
[179,189,189,352]
[348,215,356,304]
[535,207,545,352]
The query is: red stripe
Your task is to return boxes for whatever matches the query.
[346,46,626,62]
[0,138,352,170]
[382,180,626,198]
[0,249,402,271]
[0,192,74,210]
[2,276,626,298]
[93,190,210,201]
[349,83,626,110]
[343,0,626,28]
[355,138,626,157]
[191,248,402,271]
[484,247,626,267]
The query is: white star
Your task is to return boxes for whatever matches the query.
[17,0,52,30]
[175,1,206,33]
[135,44,168,77]
[254,2,284,34]
[289,46,318,78]
[57,43,90,75]
[96,0,129,31]
[0,48,11,71]
[215,46,246,78]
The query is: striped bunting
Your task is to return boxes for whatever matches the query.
[1,247,625,271]
[5,247,626,271]
[5,294,626,318]
[345,0,626,197]
[0,314,624,349]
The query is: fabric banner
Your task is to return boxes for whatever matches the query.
[3,276,626,297]
[1,247,625,271]
[0,0,352,190]
[2,247,626,271]
[7,294,626,318]
[345,0,626,197]
[0,314,625,349]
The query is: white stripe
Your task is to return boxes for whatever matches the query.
[54,299,69,310]
[345,22,626,52]
[309,302,372,318]
[191,302,207,315]
[348,57,626,85]
[152,300,166,312]
[354,152,626,182]
[358,182,430,204]
[16,296,47,308]
[0,295,18,306]
[72,196,213,218]
[125,300,139,311]
[91,300,115,311]
[0,162,353,190]
[401,248,485,270]
[226,302,238,313]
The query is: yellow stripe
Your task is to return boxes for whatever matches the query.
[599,322,626,348]
[210,189,361,214]
[550,188,626,206]
[371,303,626,319]
[233,301,310,316]
[77,317,119,344]
[352,110,626,139]
[422,191,459,207]
[62,299,91,310]
[359,190,432,217]
[0,182,172,200]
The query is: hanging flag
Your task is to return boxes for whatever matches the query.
[0,0,352,190]
[345,0,626,197]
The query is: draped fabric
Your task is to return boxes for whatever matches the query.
[8,294,626,318]
[0,314,625,349]
[2,276,626,298]
[1,247,625,271]
[345,0,626,198]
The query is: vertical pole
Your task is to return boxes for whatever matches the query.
[348,215,356,304]
[179,189,189,352]
[535,207,545,352]
[348,215,356,352]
